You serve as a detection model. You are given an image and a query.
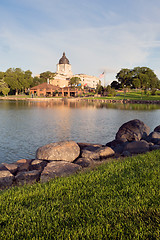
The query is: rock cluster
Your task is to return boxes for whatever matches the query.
[0,119,160,190]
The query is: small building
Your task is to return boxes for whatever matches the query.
[30,83,61,97]
[30,82,84,97]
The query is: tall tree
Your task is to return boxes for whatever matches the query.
[116,67,160,90]
[116,69,132,88]
[4,68,24,95]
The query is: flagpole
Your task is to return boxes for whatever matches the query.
[103,71,105,87]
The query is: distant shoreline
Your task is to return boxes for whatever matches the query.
[0,96,160,104]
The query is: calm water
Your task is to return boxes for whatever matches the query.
[0,100,160,164]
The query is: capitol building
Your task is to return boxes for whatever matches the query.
[50,52,100,89]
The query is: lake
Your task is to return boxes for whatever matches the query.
[0,99,160,164]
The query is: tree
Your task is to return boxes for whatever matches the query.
[116,67,160,90]
[96,83,104,94]
[0,78,10,96]
[104,85,116,96]
[116,68,132,88]
[132,78,141,89]
[4,68,24,95]
[2,87,10,96]
[111,80,121,89]
[69,77,81,87]
[24,70,33,89]
[40,71,55,82]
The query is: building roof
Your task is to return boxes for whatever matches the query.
[59,52,70,64]
[30,82,61,91]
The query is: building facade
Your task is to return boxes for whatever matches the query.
[50,52,100,89]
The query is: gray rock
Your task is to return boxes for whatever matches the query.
[78,143,102,151]
[0,164,7,171]
[15,159,33,172]
[147,131,160,144]
[36,141,80,162]
[0,170,14,189]
[40,161,82,183]
[81,149,99,160]
[123,141,150,154]
[29,160,47,171]
[81,146,114,160]
[154,125,160,132]
[122,151,131,157]
[74,158,93,168]
[2,163,18,175]
[15,170,41,185]
[106,139,126,154]
[149,145,160,151]
[116,119,150,142]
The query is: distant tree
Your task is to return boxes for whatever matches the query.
[40,71,55,82]
[24,70,33,89]
[132,78,141,89]
[0,77,10,96]
[96,83,104,94]
[31,76,42,87]
[2,87,10,96]
[104,85,116,96]
[69,77,81,87]
[116,68,132,88]
[116,67,160,90]
[111,80,121,89]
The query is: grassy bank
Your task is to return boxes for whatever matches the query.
[0,150,160,239]
[88,90,160,101]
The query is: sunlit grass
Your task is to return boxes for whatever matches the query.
[0,150,160,239]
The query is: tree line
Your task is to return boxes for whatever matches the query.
[0,69,55,96]
[0,66,160,96]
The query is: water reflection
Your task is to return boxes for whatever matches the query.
[0,100,160,163]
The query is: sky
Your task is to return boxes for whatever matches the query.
[1,0,160,85]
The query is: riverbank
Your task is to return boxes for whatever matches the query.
[1,95,160,104]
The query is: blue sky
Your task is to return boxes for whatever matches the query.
[1,0,160,84]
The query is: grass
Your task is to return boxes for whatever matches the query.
[0,150,160,239]
[90,90,160,101]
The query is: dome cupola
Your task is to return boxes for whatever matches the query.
[59,52,70,64]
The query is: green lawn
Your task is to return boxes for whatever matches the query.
[92,91,160,101]
[0,150,160,239]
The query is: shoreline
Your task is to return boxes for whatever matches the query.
[1,96,160,104]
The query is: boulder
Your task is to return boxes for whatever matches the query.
[74,158,94,168]
[0,170,14,189]
[154,125,160,132]
[40,161,82,183]
[15,170,41,185]
[123,140,150,154]
[36,141,80,162]
[15,159,33,172]
[2,163,18,175]
[116,119,150,142]
[78,143,102,151]
[106,139,126,154]
[29,160,47,171]
[81,146,114,160]
[98,147,115,159]
[149,145,160,151]
[0,164,7,171]
[147,131,160,144]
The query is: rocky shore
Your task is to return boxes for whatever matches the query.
[0,119,160,190]
[0,96,160,104]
